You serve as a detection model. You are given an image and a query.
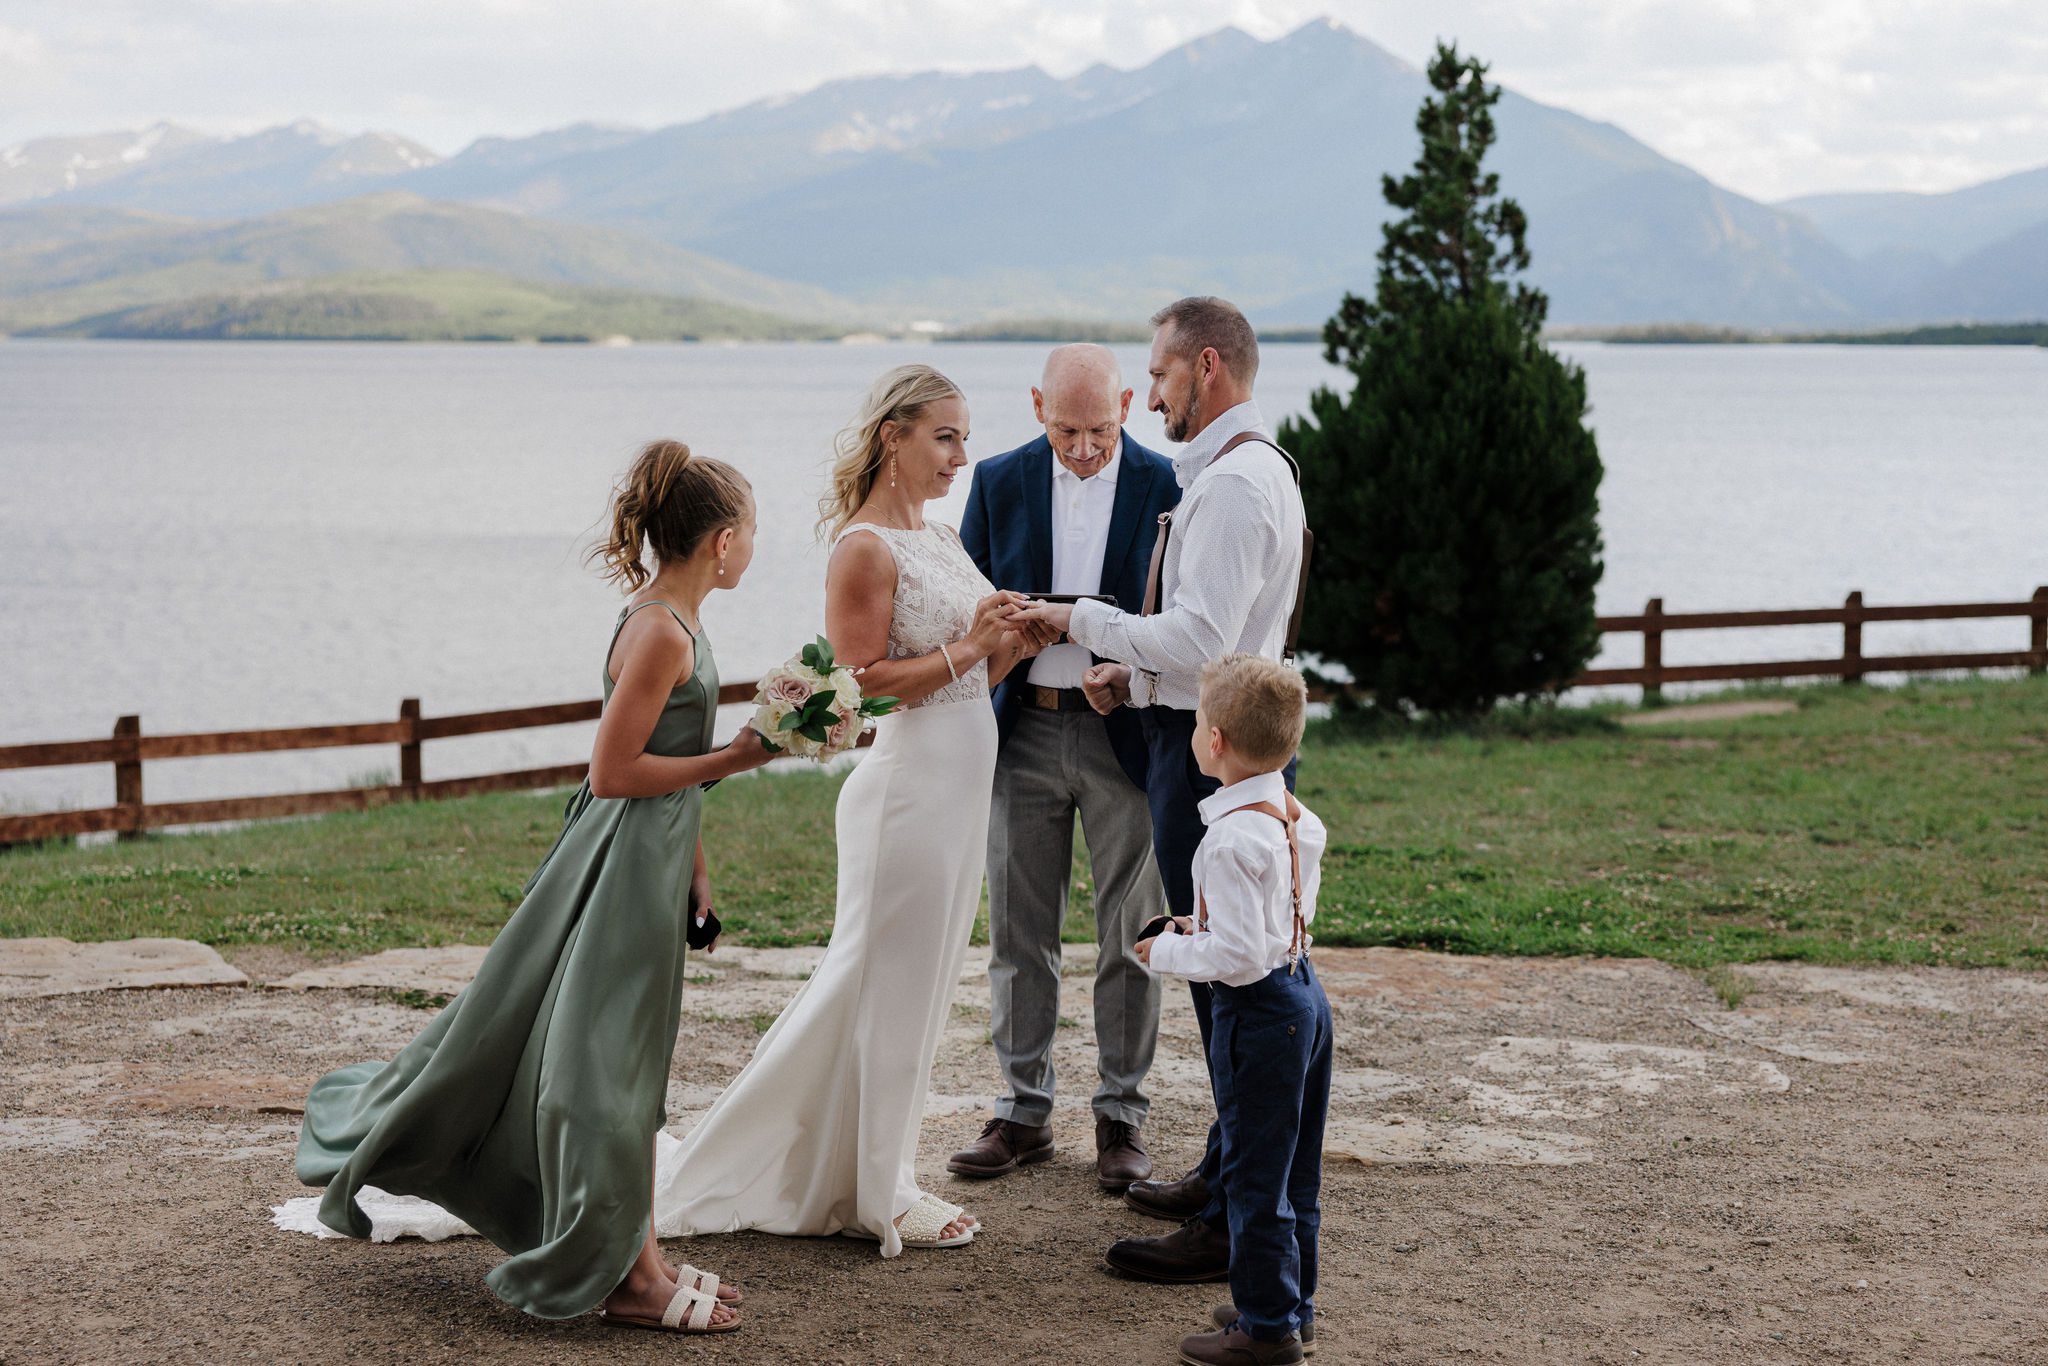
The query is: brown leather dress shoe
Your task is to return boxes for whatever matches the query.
[946,1117,1054,1178]
[1095,1117,1152,1193]
[1213,1306,1316,1355]
[1124,1168,1212,1222]
[1103,1216,1231,1283]
[1177,1325,1305,1365]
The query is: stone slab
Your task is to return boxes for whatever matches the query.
[0,937,248,998]
[1456,1035,1790,1120]
[1733,962,2048,1016]
[274,946,488,996]
[1324,1119,1597,1167]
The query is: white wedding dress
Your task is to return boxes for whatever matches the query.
[276,520,999,1259]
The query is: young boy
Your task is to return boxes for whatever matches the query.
[1136,654,1332,1366]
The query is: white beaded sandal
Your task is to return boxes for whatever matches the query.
[845,1191,978,1249]
[599,1280,741,1335]
[898,1192,977,1249]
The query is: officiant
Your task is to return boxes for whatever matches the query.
[953,344,1181,1193]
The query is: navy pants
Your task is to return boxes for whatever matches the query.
[1211,959,1333,1342]
[1139,707,1296,1224]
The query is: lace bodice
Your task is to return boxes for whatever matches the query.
[834,521,994,709]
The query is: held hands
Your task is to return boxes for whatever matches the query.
[1012,614,1062,657]
[1013,599,1076,640]
[1081,662,1133,715]
[967,591,1034,655]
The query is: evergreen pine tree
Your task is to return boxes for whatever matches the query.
[1280,43,1605,715]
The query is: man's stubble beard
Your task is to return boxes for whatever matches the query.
[1166,371,1203,443]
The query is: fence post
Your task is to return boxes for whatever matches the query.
[399,698,422,798]
[1641,597,1664,702]
[1842,591,1865,684]
[112,714,142,840]
[2030,587,2047,675]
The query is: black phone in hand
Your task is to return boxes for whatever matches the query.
[1137,915,1182,941]
[687,909,722,951]
[687,883,721,950]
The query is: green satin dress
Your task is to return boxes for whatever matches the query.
[296,601,716,1319]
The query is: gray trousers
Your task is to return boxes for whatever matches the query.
[987,706,1165,1127]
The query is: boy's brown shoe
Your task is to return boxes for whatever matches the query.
[946,1117,1054,1177]
[1177,1325,1305,1365]
[1125,1169,1211,1221]
[1103,1216,1231,1282]
[1213,1306,1316,1355]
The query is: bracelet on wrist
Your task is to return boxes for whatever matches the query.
[940,642,960,682]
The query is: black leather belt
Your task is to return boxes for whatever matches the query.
[1027,685,1094,713]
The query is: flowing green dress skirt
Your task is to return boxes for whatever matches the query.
[296,606,716,1319]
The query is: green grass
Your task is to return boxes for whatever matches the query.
[4,677,2045,970]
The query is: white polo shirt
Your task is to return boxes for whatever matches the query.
[1026,438,1122,690]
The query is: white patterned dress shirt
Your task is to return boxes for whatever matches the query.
[1067,401,1305,711]
[1147,770,1327,987]
[1027,438,1121,689]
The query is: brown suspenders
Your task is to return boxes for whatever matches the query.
[1193,792,1309,975]
[1140,431,1315,663]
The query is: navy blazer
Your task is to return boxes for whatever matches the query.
[959,430,1180,790]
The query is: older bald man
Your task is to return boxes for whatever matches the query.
[954,344,1182,1192]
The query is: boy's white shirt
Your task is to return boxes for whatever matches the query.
[1148,769,1327,987]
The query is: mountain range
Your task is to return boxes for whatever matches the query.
[4,18,2045,335]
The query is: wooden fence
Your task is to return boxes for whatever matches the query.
[1578,587,2047,696]
[3,587,2044,845]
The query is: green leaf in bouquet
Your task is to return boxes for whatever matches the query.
[758,735,784,754]
[800,635,836,676]
[859,695,901,717]
[776,710,808,733]
[794,693,838,730]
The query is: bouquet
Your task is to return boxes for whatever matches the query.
[752,636,900,761]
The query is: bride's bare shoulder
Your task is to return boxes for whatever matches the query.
[827,523,897,590]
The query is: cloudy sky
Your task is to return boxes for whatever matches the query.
[3,0,2045,202]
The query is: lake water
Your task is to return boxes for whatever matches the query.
[4,339,2046,811]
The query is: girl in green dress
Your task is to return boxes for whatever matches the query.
[296,439,775,1334]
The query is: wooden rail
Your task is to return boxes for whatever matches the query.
[3,586,2044,844]
[1580,587,2048,699]
[1,682,752,845]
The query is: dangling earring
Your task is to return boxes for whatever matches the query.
[888,454,898,489]
[717,555,727,577]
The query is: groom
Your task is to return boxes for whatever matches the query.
[955,344,1181,1192]
[1017,297,1307,1284]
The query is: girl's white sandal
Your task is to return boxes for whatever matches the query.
[599,1281,741,1335]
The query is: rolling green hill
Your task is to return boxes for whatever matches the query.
[26,270,838,342]
[0,192,862,336]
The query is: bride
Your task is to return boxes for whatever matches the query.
[278,363,1045,1257]
[662,362,1044,1253]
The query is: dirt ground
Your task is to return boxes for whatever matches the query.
[2,939,2045,1366]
